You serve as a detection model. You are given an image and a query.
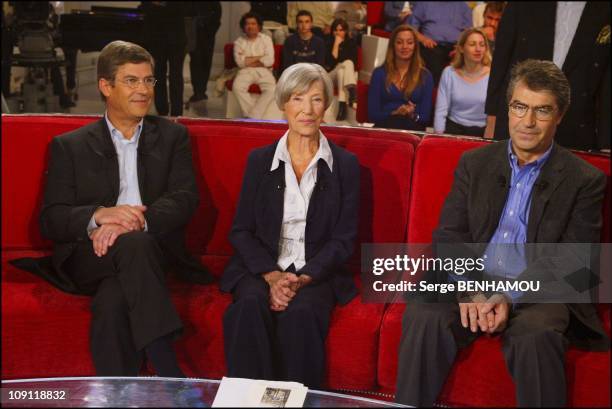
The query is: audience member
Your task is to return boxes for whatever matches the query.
[484,2,610,151]
[383,2,412,32]
[250,2,288,45]
[368,25,434,131]
[187,2,221,104]
[324,18,358,121]
[287,2,334,38]
[233,12,276,119]
[221,63,359,389]
[334,1,367,43]
[408,1,472,85]
[434,28,491,136]
[479,2,505,53]
[141,1,186,116]
[282,10,326,72]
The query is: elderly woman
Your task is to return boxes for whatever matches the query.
[220,63,360,388]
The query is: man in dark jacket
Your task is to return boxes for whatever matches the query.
[396,59,609,407]
[30,40,212,377]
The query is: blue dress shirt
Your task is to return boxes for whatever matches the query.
[408,2,472,44]
[87,114,145,233]
[482,140,554,302]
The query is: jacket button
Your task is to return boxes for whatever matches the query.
[582,92,588,97]
[594,62,599,68]
[579,124,585,128]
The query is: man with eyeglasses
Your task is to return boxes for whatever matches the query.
[16,40,213,377]
[395,59,609,407]
[484,2,610,151]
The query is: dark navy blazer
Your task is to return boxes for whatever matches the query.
[220,138,360,305]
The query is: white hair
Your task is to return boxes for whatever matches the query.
[275,63,334,110]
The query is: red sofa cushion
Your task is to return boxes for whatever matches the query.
[1,115,100,250]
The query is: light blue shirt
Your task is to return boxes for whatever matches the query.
[482,140,553,302]
[434,66,489,133]
[87,114,146,233]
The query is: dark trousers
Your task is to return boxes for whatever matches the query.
[189,23,219,99]
[223,272,335,388]
[150,44,186,116]
[445,118,485,137]
[395,302,570,407]
[64,231,183,376]
[421,43,454,86]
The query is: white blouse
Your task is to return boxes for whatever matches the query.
[270,131,334,271]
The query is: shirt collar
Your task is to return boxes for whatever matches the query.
[271,130,334,173]
[105,112,144,145]
[507,139,553,172]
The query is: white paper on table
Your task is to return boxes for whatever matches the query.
[212,377,308,408]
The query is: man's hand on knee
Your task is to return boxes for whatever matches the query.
[89,223,130,257]
[93,205,147,231]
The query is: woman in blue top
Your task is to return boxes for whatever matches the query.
[434,28,491,137]
[368,25,434,131]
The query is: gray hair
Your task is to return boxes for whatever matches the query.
[506,59,571,114]
[275,63,334,110]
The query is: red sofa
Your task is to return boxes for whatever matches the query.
[2,115,609,407]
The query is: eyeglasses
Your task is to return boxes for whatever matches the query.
[113,77,158,89]
[509,102,557,121]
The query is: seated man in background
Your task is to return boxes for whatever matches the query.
[233,12,276,119]
[282,10,325,73]
[395,59,609,407]
[18,40,212,377]
[479,2,505,53]
[287,1,334,38]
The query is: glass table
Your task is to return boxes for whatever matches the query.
[1,377,409,407]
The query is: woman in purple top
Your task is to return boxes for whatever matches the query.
[367,25,434,131]
[434,28,491,137]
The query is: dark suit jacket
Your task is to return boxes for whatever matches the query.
[220,139,360,306]
[486,2,610,151]
[433,140,609,351]
[19,116,211,294]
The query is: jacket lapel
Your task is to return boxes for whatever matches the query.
[527,144,565,242]
[137,117,160,204]
[87,119,119,201]
[562,3,604,75]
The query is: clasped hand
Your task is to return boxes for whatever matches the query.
[459,293,509,334]
[263,270,312,312]
[392,101,416,117]
[90,205,147,257]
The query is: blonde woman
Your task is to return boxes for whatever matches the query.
[434,28,492,136]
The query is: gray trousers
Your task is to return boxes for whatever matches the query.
[395,302,570,407]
